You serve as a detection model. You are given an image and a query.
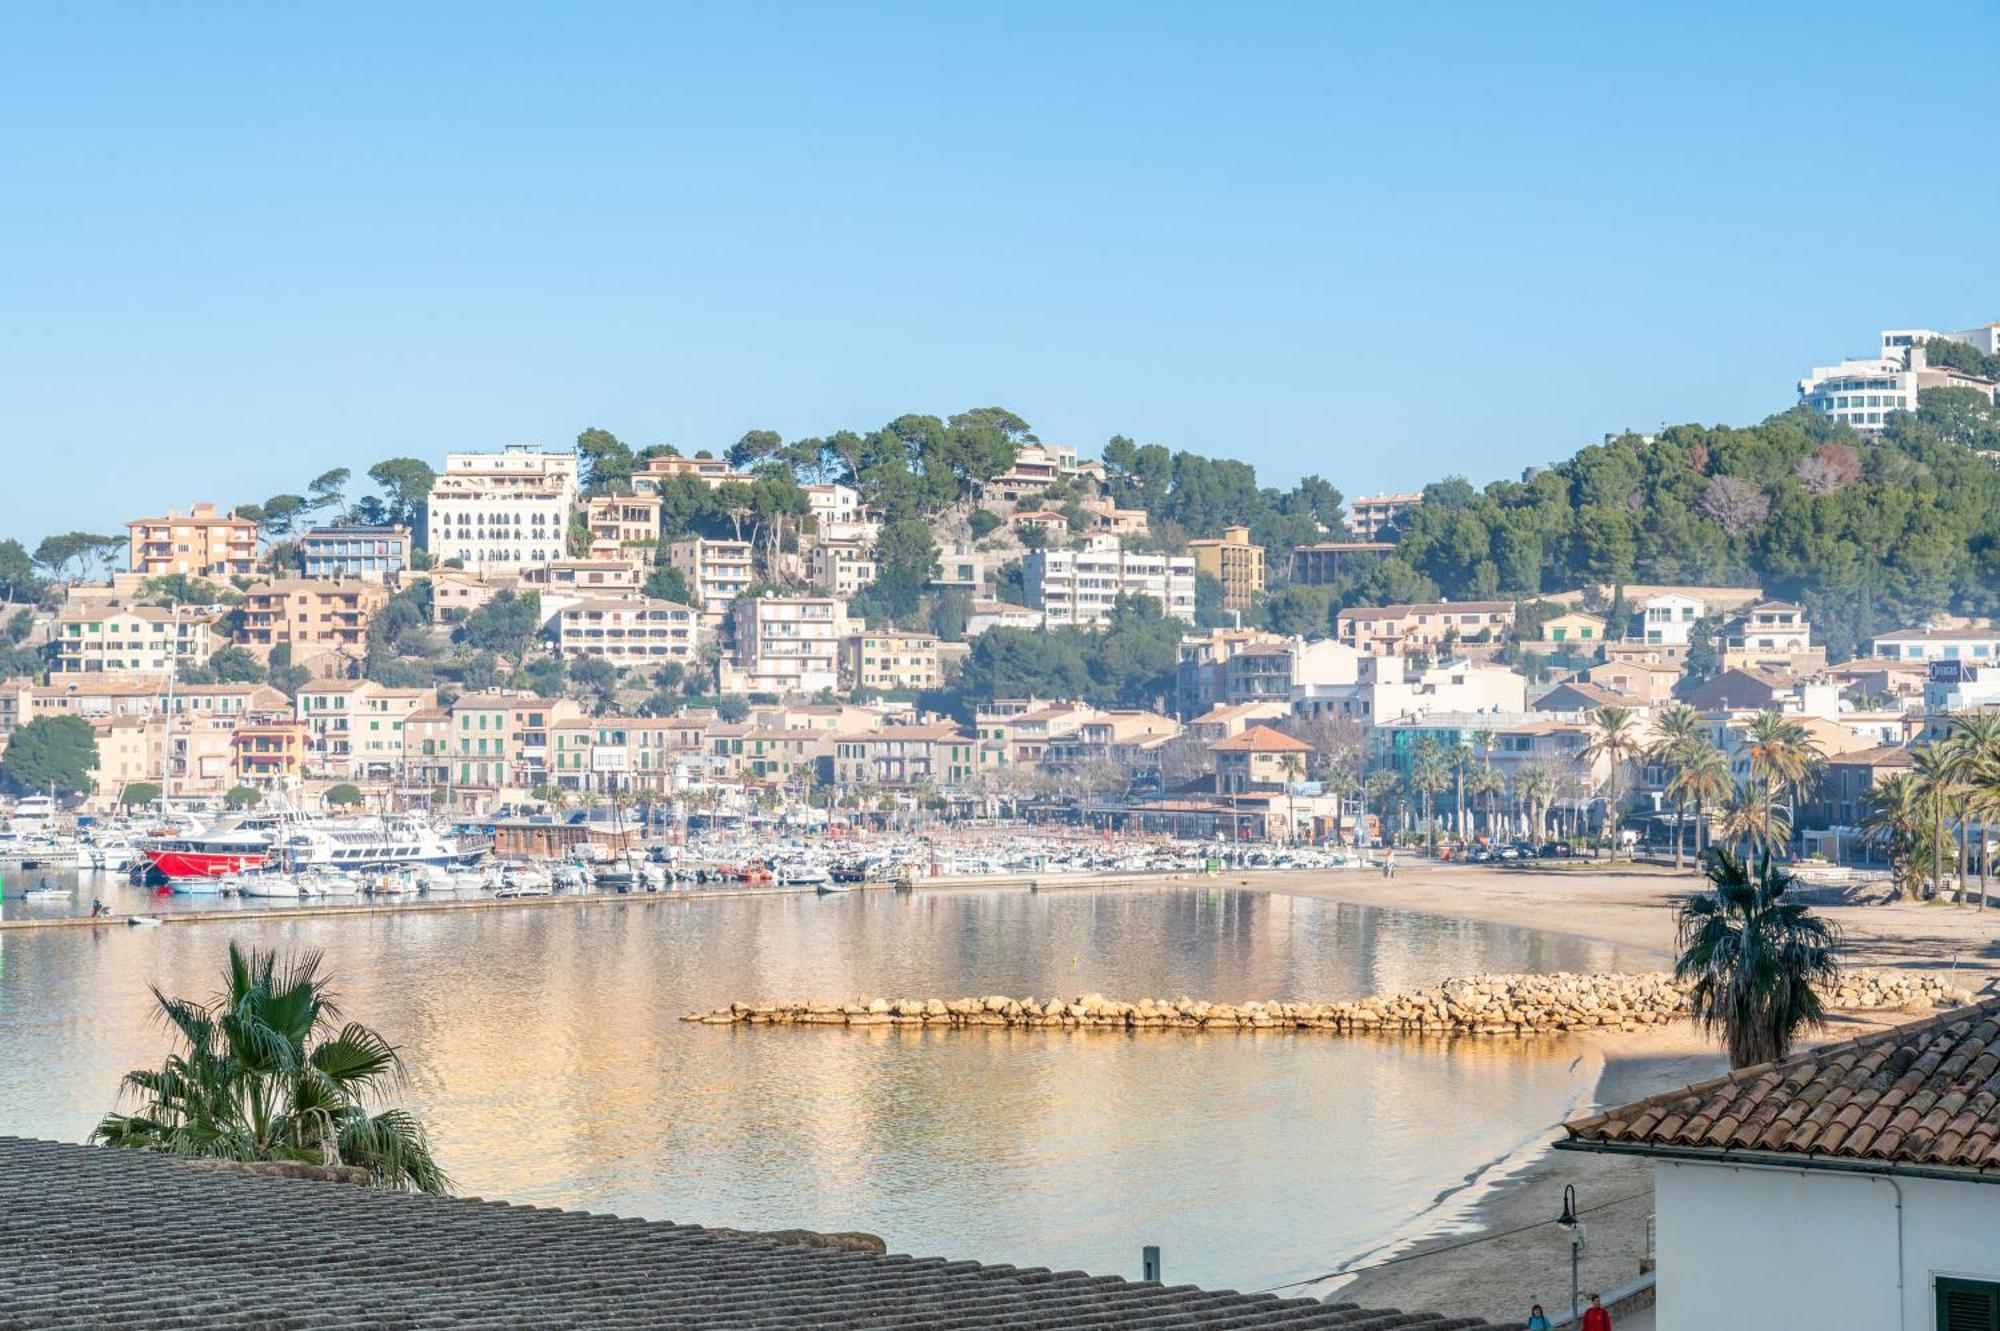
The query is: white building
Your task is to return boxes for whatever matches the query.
[425,445,579,571]
[555,598,700,669]
[803,484,864,528]
[1560,997,2000,1331]
[723,596,849,696]
[1635,592,1706,647]
[1292,655,1527,724]
[1870,626,2000,664]
[1345,492,1422,541]
[1024,534,1196,627]
[665,538,754,622]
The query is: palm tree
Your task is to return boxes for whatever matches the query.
[1449,743,1476,841]
[1860,772,1933,901]
[1409,738,1452,856]
[1743,711,1824,859]
[1667,741,1731,863]
[1323,768,1360,847]
[1718,781,1789,861]
[1363,769,1400,849]
[1676,849,1841,1069]
[1648,703,1708,869]
[1909,744,1965,902]
[1516,765,1557,841]
[1278,751,1307,842]
[1467,765,1506,841]
[1581,705,1645,858]
[1944,714,2000,905]
[93,943,447,1193]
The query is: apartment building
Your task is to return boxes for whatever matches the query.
[665,538,754,621]
[1024,534,1196,627]
[235,579,390,666]
[1187,525,1266,609]
[1334,601,1515,657]
[296,680,437,780]
[803,484,865,529]
[424,445,579,570]
[831,723,982,791]
[24,679,288,725]
[551,717,700,795]
[1082,495,1149,536]
[1209,726,1314,794]
[554,597,700,668]
[232,722,309,789]
[446,690,582,794]
[299,525,411,580]
[583,494,662,561]
[1345,493,1422,542]
[52,604,216,678]
[842,631,941,692]
[126,503,259,578]
[723,596,848,696]
[1632,592,1706,647]
[808,539,878,598]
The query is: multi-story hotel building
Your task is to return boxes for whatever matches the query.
[554,597,701,668]
[1186,525,1266,609]
[1023,534,1196,627]
[723,596,848,696]
[126,503,259,579]
[424,446,579,570]
[1334,600,1516,657]
[665,537,754,621]
[299,525,411,580]
[295,680,437,779]
[630,454,744,492]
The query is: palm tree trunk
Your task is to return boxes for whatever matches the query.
[1674,795,1686,871]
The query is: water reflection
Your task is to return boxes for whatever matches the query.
[0,887,1653,1291]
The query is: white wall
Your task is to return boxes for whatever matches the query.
[1657,1160,2000,1331]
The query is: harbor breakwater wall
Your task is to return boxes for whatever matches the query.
[683,970,1976,1036]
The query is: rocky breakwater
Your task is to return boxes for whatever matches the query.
[683,970,1976,1038]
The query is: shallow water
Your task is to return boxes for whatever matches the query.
[0,885,1654,1291]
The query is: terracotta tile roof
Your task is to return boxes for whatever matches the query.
[1207,725,1314,753]
[1562,998,2000,1175]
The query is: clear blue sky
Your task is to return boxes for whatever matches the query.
[4,3,1996,544]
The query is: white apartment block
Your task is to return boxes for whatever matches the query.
[555,597,700,669]
[53,606,216,678]
[665,538,754,621]
[803,484,865,528]
[424,445,579,570]
[723,596,849,696]
[1024,534,1196,627]
[808,539,878,598]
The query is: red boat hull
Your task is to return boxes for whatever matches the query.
[144,848,271,879]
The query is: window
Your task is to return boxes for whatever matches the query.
[1938,1277,2000,1331]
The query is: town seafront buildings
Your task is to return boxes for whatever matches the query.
[2,409,1998,857]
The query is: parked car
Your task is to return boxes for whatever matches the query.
[1538,841,1575,859]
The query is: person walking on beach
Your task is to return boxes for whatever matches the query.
[1382,848,1396,879]
[1524,1305,1551,1330]
[1581,1292,1612,1331]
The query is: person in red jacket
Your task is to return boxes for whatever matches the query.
[1580,1291,1612,1331]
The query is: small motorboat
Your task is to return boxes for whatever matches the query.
[126,915,163,928]
[22,880,72,900]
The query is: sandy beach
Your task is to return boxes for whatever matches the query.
[1256,860,2000,1326]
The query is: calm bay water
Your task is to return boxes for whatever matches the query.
[0,885,1655,1291]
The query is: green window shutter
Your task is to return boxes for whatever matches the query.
[1940,1278,2000,1331]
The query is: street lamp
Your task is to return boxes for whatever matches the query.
[1556,1183,1582,1326]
